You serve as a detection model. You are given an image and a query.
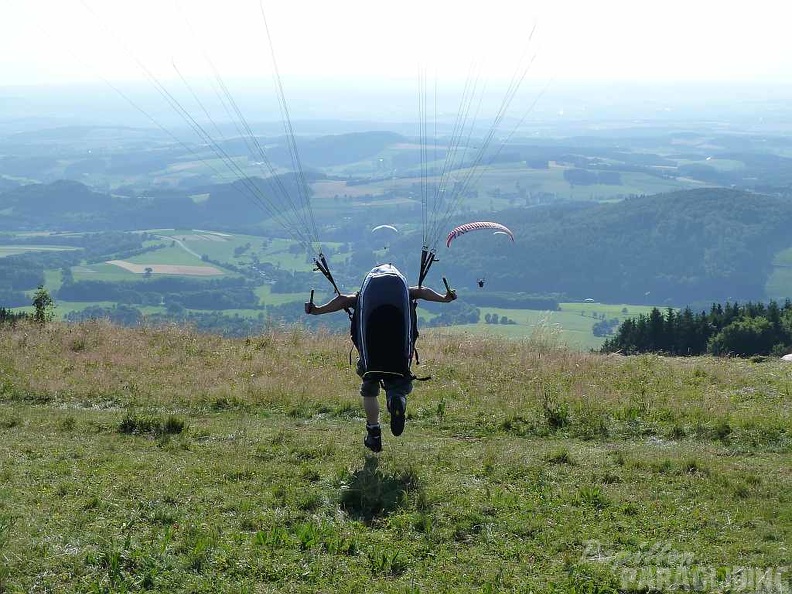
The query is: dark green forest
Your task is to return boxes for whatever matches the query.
[0,176,321,232]
[56,277,260,310]
[601,300,792,357]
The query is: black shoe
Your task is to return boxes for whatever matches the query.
[388,395,406,437]
[364,425,382,452]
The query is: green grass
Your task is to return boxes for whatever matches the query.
[0,245,79,258]
[254,285,306,307]
[48,301,128,317]
[765,246,792,300]
[696,158,745,172]
[33,232,327,290]
[71,262,139,282]
[772,247,792,267]
[151,231,328,273]
[0,321,788,592]
[315,161,702,207]
[124,245,212,267]
[766,268,792,302]
[437,302,659,351]
[439,164,700,202]
[153,230,258,262]
[42,268,64,292]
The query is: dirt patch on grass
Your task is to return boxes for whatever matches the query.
[163,233,228,242]
[107,260,224,276]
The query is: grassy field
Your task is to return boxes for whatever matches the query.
[440,311,598,350]
[765,247,792,301]
[148,232,324,273]
[72,262,139,283]
[766,268,792,303]
[313,160,701,205]
[46,300,122,317]
[432,303,658,351]
[0,245,79,258]
[125,246,212,268]
[42,269,64,292]
[37,231,335,308]
[254,285,308,308]
[0,320,788,592]
[466,165,700,202]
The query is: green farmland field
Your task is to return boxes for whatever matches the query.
[314,160,702,207]
[765,247,792,301]
[437,302,659,351]
[0,245,78,258]
[71,262,140,282]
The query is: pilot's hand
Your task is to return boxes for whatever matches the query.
[446,289,457,302]
[304,302,314,314]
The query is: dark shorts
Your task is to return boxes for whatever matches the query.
[356,359,413,400]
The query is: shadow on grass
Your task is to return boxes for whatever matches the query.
[339,455,420,522]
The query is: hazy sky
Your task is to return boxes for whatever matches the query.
[2,0,790,88]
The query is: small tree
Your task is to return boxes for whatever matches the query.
[31,286,55,325]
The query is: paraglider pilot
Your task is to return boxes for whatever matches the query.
[305,264,456,452]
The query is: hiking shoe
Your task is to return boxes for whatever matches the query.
[364,425,382,452]
[388,395,406,437]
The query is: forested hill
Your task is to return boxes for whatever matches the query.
[3,181,792,306]
[0,176,318,231]
[442,189,792,305]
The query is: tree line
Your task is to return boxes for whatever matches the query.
[0,287,56,326]
[57,277,260,310]
[601,300,792,357]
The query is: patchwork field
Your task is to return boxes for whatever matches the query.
[106,260,224,276]
[314,159,703,205]
[11,226,788,350]
[21,224,665,348]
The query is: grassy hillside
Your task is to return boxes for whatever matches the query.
[0,321,789,592]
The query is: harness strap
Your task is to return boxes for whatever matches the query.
[314,253,352,319]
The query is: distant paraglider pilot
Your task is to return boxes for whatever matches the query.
[445,221,513,292]
[305,264,456,452]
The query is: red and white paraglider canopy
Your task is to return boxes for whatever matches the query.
[446,221,514,248]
